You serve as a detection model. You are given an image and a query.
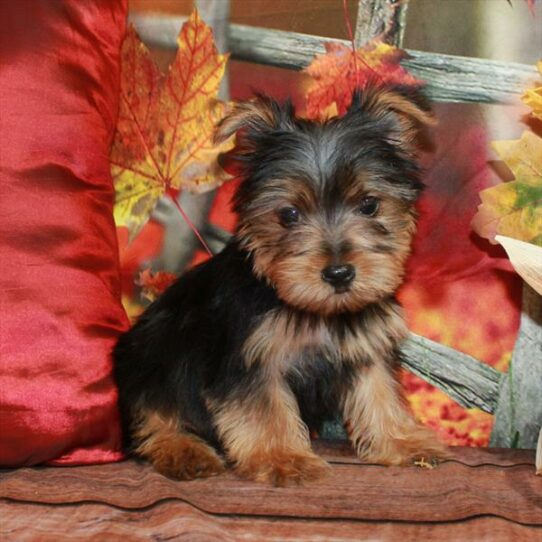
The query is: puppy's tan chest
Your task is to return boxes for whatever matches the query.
[242,303,407,371]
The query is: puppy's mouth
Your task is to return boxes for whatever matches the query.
[333,285,351,294]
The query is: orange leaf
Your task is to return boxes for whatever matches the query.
[111,10,234,240]
[137,269,178,302]
[114,26,161,165]
[304,41,422,120]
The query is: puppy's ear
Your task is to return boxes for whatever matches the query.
[214,95,294,146]
[348,84,436,148]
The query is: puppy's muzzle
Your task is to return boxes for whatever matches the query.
[321,264,355,289]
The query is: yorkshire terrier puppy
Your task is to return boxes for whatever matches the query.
[113,83,448,486]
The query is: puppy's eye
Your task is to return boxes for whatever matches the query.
[277,206,300,227]
[358,196,380,217]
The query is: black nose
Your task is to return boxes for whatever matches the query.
[321,264,355,287]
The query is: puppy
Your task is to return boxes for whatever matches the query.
[113,83,448,486]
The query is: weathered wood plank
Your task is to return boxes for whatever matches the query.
[402,333,502,414]
[130,14,537,104]
[491,285,542,449]
[1,445,540,525]
[2,500,540,542]
[355,0,409,47]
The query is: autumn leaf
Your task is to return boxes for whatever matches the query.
[136,269,178,302]
[492,130,542,178]
[111,10,234,240]
[472,131,542,246]
[522,60,542,121]
[303,41,422,120]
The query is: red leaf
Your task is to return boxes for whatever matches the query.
[304,41,422,119]
[137,269,177,302]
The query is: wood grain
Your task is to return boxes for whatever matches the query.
[2,500,541,542]
[1,444,540,525]
[491,284,542,449]
[355,0,409,47]
[401,333,502,414]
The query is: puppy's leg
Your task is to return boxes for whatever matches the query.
[134,410,225,480]
[212,377,330,486]
[343,359,449,465]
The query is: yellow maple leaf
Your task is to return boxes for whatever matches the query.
[111,10,234,240]
[493,131,542,179]
[472,131,542,246]
[522,60,542,121]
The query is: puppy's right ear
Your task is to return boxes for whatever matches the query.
[213,95,294,147]
[347,84,436,151]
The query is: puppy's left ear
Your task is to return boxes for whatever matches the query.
[349,84,436,149]
[214,95,295,176]
[214,95,294,146]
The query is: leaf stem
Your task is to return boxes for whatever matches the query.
[342,0,359,88]
[166,187,213,257]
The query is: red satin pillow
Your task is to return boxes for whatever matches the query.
[0,0,129,466]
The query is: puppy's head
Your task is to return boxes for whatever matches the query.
[215,84,434,315]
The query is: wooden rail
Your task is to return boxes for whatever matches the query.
[130,13,537,104]
[402,334,501,413]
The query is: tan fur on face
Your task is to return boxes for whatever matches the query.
[343,361,449,465]
[134,410,225,480]
[239,176,417,315]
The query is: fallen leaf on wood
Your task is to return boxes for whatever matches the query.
[111,10,234,241]
[414,457,435,469]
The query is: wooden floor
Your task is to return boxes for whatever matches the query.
[1,441,541,541]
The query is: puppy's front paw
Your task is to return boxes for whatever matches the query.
[149,437,226,480]
[361,425,450,466]
[236,450,330,486]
